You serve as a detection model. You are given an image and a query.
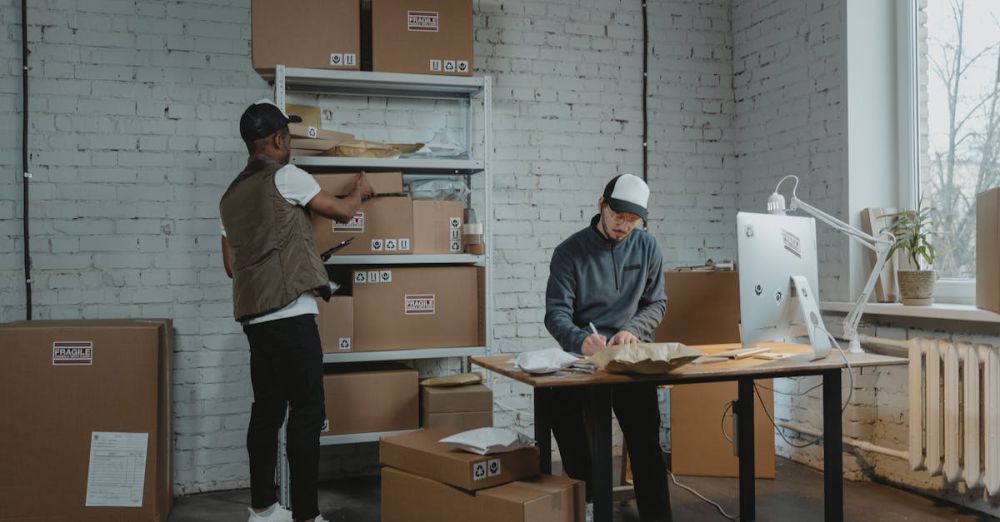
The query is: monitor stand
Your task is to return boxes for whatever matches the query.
[786,275,833,361]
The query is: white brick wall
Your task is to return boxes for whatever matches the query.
[0,0,737,494]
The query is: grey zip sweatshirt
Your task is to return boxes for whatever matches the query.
[544,215,667,354]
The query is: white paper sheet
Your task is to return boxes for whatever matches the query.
[85,432,149,507]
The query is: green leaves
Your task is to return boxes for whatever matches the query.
[879,204,938,271]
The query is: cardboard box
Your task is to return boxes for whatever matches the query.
[313,172,404,197]
[0,319,173,521]
[655,270,775,478]
[317,296,353,353]
[371,0,473,76]
[422,383,492,413]
[322,364,418,435]
[413,200,464,254]
[288,123,354,144]
[380,427,540,491]
[312,196,414,256]
[285,104,321,128]
[381,467,583,522]
[977,188,1000,314]
[251,0,360,73]
[353,266,480,351]
[422,410,492,431]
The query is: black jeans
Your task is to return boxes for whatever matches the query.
[244,314,326,521]
[551,384,672,522]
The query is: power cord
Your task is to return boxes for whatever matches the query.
[667,471,739,521]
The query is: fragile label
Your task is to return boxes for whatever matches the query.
[408,10,439,32]
[53,341,93,366]
[334,212,364,233]
[781,228,801,258]
[405,294,436,315]
[338,337,352,351]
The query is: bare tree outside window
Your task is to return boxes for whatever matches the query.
[918,0,1000,279]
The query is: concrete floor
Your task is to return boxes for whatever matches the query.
[170,458,989,521]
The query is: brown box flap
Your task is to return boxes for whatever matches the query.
[422,383,492,413]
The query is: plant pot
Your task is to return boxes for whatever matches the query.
[898,270,936,306]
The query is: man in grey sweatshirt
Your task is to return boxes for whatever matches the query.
[544,174,671,521]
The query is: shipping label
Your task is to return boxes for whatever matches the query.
[334,212,364,233]
[52,341,93,366]
[408,10,440,32]
[404,294,436,315]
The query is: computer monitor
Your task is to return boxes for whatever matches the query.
[736,211,832,361]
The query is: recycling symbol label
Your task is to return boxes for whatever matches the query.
[355,272,367,284]
[385,239,397,251]
[472,461,487,481]
[444,60,456,72]
[486,458,501,477]
[307,126,318,138]
[338,337,351,351]
[450,241,461,252]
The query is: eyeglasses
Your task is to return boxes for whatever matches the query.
[604,206,642,225]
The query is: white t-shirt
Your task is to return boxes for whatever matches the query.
[221,164,323,325]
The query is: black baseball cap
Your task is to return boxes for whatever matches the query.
[602,174,650,220]
[239,99,302,143]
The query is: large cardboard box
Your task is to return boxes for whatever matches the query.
[655,271,776,478]
[422,410,492,431]
[413,200,464,254]
[381,467,583,522]
[371,0,473,76]
[0,319,173,521]
[352,266,480,351]
[322,364,418,435]
[317,296,353,353]
[380,428,540,491]
[312,196,414,256]
[422,383,492,413]
[977,188,1000,314]
[251,0,360,73]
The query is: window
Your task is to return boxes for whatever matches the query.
[903,0,1000,303]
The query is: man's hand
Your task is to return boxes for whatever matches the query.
[581,333,607,356]
[355,173,375,201]
[609,330,640,345]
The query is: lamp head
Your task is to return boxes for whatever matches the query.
[767,191,787,215]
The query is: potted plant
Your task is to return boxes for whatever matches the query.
[880,205,937,306]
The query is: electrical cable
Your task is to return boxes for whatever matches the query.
[640,0,648,184]
[667,471,739,521]
[20,0,32,320]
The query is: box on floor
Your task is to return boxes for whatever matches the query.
[0,319,173,521]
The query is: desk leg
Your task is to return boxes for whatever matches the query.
[737,378,756,521]
[534,387,553,474]
[823,369,844,522]
[589,385,613,522]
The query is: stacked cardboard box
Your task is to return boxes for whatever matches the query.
[380,429,583,522]
[316,296,353,353]
[251,0,361,74]
[311,172,411,256]
[371,0,474,76]
[0,320,174,521]
[421,383,493,430]
[322,363,418,436]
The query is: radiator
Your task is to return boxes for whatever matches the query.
[909,337,1000,494]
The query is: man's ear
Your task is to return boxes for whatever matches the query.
[597,196,605,213]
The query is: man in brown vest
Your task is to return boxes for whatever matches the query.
[220,100,373,522]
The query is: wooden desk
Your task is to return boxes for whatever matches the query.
[472,343,906,522]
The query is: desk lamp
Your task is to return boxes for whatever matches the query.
[766,175,895,354]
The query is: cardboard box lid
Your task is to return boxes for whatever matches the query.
[422,383,492,413]
[379,427,540,491]
[380,466,583,522]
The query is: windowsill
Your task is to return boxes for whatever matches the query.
[821,301,1000,324]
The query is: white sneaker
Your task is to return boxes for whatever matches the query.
[314,517,328,522]
[247,503,293,522]
[585,501,594,522]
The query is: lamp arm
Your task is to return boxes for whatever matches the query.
[788,197,881,252]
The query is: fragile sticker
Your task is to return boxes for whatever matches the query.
[330,53,344,66]
[486,458,501,477]
[405,294,436,315]
[781,228,801,258]
[399,238,411,251]
[53,341,93,366]
[334,212,364,233]
[408,10,439,32]
[338,337,352,351]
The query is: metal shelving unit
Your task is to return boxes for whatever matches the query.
[273,66,493,506]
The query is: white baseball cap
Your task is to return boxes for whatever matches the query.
[602,174,649,220]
